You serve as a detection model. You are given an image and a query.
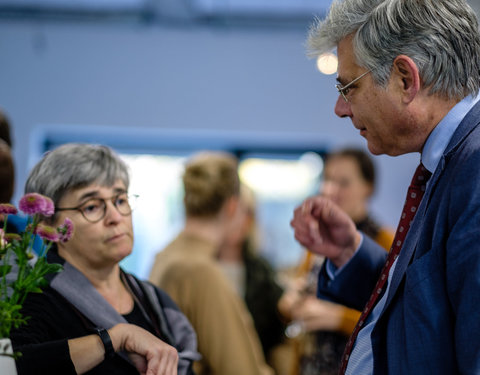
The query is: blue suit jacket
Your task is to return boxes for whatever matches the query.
[318,101,480,374]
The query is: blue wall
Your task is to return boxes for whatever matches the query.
[0,17,419,229]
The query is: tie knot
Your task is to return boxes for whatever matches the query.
[411,163,432,187]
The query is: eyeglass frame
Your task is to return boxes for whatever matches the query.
[56,192,139,223]
[335,69,372,103]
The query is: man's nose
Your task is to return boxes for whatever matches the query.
[334,96,353,118]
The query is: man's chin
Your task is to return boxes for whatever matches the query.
[366,142,385,156]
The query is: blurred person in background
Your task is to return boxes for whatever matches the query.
[320,148,394,250]
[288,147,393,375]
[149,151,273,375]
[217,184,294,375]
[0,139,14,215]
[0,109,19,232]
[10,143,199,375]
[0,108,13,147]
[0,109,42,249]
[0,111,44,289]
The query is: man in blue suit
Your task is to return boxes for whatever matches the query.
[291,0,480,374]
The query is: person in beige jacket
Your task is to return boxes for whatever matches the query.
[149,151,274,375]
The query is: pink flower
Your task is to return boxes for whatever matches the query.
[57,217,74,243]
[18,193,54,217]
[43,197,55,217]
[35,224,60,242]
[0,203,18,215]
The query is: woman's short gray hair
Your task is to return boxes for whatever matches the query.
[25,143,130,209]
[307,0,480,100]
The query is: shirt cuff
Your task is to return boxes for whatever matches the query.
[325,233,364,280]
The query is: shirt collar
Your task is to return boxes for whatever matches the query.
[422,94,480,173]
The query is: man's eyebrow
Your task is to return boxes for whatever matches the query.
[336,76,346,86]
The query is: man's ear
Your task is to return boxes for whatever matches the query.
[224,196,239,218]
[391,55,420,103]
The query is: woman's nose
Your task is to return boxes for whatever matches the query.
[321,181,338,199]
[104,200,123,223]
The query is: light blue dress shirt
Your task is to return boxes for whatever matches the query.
[326,94,480,374]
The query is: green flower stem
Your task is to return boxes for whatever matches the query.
[1,211,63,339]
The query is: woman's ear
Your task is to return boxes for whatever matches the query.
[391,55,420,103]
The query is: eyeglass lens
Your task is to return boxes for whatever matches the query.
[80,194,133,222]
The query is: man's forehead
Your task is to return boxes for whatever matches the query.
[336,36,362,81]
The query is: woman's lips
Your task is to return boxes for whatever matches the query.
[106,233,125,243]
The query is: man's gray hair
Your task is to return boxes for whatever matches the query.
[25,143,130,209]
[308,0,480,100]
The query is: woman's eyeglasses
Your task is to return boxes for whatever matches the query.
[56,193,138,223]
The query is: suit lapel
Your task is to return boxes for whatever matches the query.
[381,100,480,313]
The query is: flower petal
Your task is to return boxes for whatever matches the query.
[0,203,18,215]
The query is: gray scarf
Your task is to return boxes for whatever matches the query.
[50,262,200,374]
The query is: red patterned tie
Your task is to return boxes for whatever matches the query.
[339,163,432,374]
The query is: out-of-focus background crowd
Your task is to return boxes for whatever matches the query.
[2,1,480,374]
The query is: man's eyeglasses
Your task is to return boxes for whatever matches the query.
[335,70,372,103]
[56,193,138,223]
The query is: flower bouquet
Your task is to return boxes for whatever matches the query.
[0,193,74,354]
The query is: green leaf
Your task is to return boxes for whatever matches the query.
[0,264,12,275]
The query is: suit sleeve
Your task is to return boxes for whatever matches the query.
[317,234,387,311]
[445,153,480,373]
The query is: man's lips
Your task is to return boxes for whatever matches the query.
[354,123,367,136]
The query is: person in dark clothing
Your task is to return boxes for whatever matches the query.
[0,108,12,147]
[0,139,14,210]
[10,143,199,375]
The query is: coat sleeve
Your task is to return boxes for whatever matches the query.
[10,288,78,375]
[444,152,480,373]
[317,234,387,311]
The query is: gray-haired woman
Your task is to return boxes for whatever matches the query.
[10,143,199,375]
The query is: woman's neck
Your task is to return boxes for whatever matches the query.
[57,250,134,314]
[86,267,134,315]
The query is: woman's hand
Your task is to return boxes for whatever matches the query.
[68,323,178,375]
[110,323,178,375]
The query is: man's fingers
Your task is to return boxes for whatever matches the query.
[308,220,323,244]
